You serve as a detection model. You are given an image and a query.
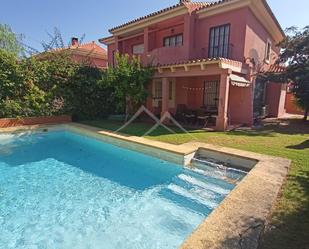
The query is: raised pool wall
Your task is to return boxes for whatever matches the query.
[0,115,71,128]
[0,123,291,249]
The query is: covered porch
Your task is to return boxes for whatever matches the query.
[146,58,253,131]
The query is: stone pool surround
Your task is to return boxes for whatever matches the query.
[0,123,291,249]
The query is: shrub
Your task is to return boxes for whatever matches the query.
[0,49,153,120]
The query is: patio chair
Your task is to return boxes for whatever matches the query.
[184,109,196,125]
[196,108,210,128]
[175,104,187,123]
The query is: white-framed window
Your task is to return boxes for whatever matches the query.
[163,34,183,47]
[265,40,272,63]
[132,44,144,55]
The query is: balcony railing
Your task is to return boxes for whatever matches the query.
[132,43,238,66]
[142,46,188,66]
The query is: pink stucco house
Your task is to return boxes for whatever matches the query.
[100,0,287,131]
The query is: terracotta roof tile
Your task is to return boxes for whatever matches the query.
[50,41,107,58]
[156,57,242,67]
[109,1,213,33]
[262,64,286,73]
[74,42,107,56]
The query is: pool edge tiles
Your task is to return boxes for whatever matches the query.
[0,123,291,249]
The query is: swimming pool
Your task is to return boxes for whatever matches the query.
[0,129,245,249]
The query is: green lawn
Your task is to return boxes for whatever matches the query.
[80,118,309,249]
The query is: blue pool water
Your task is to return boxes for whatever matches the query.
[0,130,245,249]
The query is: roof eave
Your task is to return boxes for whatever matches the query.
[156,58,247,74]
[99,36,115,45]
[260,0,285,39]
[108,5,188,36]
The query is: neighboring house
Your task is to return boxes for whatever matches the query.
[40,38,108,69]
[68,38,108,69]
[100,0,287,131]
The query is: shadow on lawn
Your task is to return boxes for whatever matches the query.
[229,118,309,138]
[146,118,309,138]
[259,118,309,135]
[286,139,309,150]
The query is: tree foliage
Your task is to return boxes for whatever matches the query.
[0,24,25,56]
[107,53,154,118]
[261,26,309,120]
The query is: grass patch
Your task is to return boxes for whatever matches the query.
[80,118,309,249]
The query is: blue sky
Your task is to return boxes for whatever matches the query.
[1,0,308,51]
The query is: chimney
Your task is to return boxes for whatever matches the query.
[71,37,79,47]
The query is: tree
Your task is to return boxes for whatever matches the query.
[106,53,154,120]
[0,24,24,56]
[262,26,309,121]
[40,27,85,52]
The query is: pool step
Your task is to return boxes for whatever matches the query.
[160,167,236,214]
[190,158,247,184]
[177,174,230,195]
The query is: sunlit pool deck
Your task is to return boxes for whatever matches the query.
[0,123,291,249]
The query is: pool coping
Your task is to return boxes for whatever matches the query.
[0,123,291,249]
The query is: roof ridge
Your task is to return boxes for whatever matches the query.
[47,41,107,56]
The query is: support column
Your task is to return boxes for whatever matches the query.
[143,27,149,53]
[161,78,169,117]
[183,13,195,60]
[114,36,119,52]
[113,36,119,67]
[143,27,149,64]
[216,71,231,131]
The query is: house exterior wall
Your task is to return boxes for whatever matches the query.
[104,1,286,129]
[146,75,220,114]
[228,85,253,125]
[285,92,304,115]
[71,54,107,69]
[120,35,144,55]
[108,8,252,64]
[149,20,187,65]
[194,7,248,61]
[244,8,279,68]
[107,43,116,67]
[265,82,287,117]
[106,7,281,68]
